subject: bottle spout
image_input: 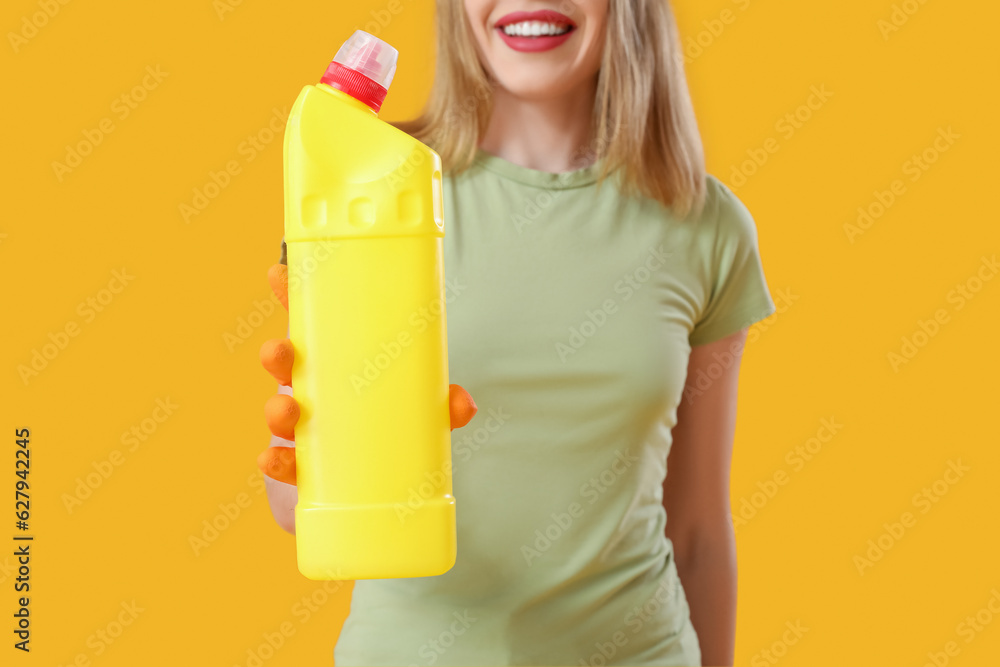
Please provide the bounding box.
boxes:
[320,30,399,113]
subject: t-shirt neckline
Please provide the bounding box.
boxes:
[472,147,606,189]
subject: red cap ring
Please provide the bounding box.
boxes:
[320,61,389,113]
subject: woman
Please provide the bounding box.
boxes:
[259,1,777,664]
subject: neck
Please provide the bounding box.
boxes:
[479,76,598,173]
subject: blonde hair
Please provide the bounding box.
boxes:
[392,0,707,219]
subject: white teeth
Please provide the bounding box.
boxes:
[501,21,570,37]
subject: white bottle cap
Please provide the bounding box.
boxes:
[333,30,398,91]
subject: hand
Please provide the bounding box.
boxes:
[257,263,478,485]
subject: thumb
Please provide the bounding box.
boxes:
[449,384,477,431]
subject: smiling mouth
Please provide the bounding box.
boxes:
[497,21,575,38]
[494,9,578,39]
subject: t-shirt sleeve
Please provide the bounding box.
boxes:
[279,237,287,266]
[688,180,777,347]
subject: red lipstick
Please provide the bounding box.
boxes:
[494,9,577,53]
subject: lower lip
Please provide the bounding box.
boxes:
[495,26,574,52]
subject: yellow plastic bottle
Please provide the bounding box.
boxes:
[282,30,454,581]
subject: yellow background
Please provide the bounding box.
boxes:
[3,0,998,665]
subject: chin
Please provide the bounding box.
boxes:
[488,62,589,101]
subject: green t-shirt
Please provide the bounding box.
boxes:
[280,149,776,666]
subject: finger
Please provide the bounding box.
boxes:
[257,446,296,485]
[265,394,299,440]
[260,339,293,386]
[449,384,477,431]
[268,263,288,311]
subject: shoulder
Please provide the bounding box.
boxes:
[702,174,761,249]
